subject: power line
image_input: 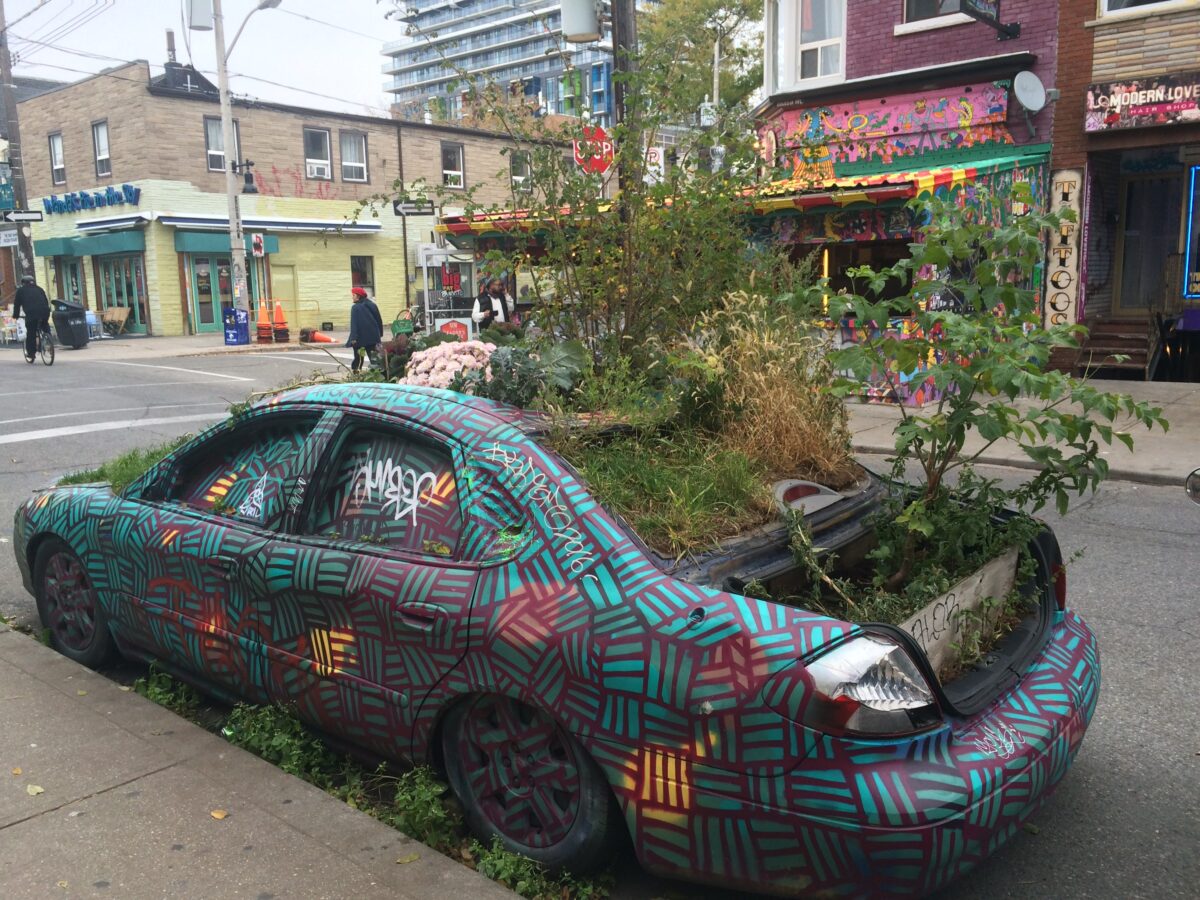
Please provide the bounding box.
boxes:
[0,0,66,37]
[17,0,114,63]
[276,7,388,44]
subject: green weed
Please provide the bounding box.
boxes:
[58,434,193,494]
[472,836,613,899]
[134,665,201,716]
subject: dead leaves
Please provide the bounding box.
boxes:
[11,767,21,776]
[209,809,228,820]
[26,784,44,796]
[394,853,420,865]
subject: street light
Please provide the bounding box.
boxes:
[189,0,282,314]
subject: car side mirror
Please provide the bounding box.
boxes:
[1188,468,1200,506]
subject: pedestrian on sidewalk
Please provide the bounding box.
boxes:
[471,277,512,332]
[11,274,51,362]
[347,286,383,372]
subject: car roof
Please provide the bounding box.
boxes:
[262,382,549,444]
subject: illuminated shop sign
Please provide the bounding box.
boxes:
[1185,166,1200,300]
[1086,72,1200,132]
[43,183,141,214]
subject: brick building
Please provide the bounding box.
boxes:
[757,1,1061,293]
[18,60,528,336]
[1050,0,1200,373]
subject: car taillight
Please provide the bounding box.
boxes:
[796,635,941,738]
[1052,563,1067,611]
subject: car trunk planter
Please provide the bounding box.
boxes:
[898,547,1020,679]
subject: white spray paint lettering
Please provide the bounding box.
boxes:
[488,443,598,578]
[354,458,438,525]
[237,474,270,519]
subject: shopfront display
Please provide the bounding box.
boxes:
[95,254,149,334]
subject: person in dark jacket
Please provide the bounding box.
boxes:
[346,286,383,372]
[12,275,51,361]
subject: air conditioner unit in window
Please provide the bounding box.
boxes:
[306,162,330,179]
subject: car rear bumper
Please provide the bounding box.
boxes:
[629,609,1099,897]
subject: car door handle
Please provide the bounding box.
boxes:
[395,603,447,634]
[207,555,242,581]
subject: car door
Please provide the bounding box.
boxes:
[258,414,478,763]
[113,409,327,703]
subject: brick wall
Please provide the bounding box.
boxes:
[845,0,1061,146]
[399,125,526,209]
[1051,0,1096,170]
[1092,6,1200,79]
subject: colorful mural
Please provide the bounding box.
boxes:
[15,384,1099,897]
[766,207,916,245]
[764,81,1015,179]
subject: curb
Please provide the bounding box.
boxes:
[852,442,1184,489]
[178,343,322,358]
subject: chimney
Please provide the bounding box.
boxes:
[166,29,177,64]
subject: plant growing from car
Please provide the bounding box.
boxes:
[825,186,1168,593]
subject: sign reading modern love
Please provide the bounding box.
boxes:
[1086,71,1200,132]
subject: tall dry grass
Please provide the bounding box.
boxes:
[705,293,858,489]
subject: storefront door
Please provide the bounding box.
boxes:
[55,257,86,306]
[96,254,148,333]
[1115,174,1185,313]
[189,255,260,333]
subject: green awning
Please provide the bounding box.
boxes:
[73,231,145,256]
[33,237,77,257]
[174,231,279,255]
[36,231,146,257]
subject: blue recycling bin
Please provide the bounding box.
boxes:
[222,306,250,345]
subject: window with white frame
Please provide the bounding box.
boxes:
[771,0,846,93]
[510,151,532,192]
[797,0,845,84]
[303,127,332,180]
[905,0,960,21]
[1102,0,1180,12]
[204,116,240,172]
[92,121,111,177]
[441,142,465,188]
[340,131,368,182]
[48,132,65,184]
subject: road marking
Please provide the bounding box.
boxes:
[249,353,345,366]
[276,350,354,361]
[0,413,225,446]
[0,403,228,427]
[17,381,231,397]
[86,361,254,382]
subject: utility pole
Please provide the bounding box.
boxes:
[712,31,720,109]
[610,0,639,197]
[211,0,250,313]
[0,0,35,282]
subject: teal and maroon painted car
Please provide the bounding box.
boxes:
[13,383,1099,897]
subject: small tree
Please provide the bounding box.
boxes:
[825,186,1168,590]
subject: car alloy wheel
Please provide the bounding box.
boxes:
[34,540,114,668]
[443,694,621,870]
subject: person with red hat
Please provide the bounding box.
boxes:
[347,286,384,372]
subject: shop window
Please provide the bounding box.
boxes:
[92,121,111,178]
[1186,167,1200,299]
[905,0,959,21]
[96,254,148,333]
[340,131,368,182]
[48,132,65,184]
[510,151,532,192]
[441,142,465,188]
[1102,0,1179,13]
[304,425,462,556]
[351,256,375,293]
[303,127,332,180]
[204,116,240,172]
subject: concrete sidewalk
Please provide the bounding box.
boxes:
[0,624,513,900]
[38,332,350,362]
[848,378,1200,487]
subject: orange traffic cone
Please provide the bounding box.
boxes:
[256,298,272,344]
[272,300,290,343]
[308,330,336,343]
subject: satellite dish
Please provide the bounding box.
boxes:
[1013,71,1047,114]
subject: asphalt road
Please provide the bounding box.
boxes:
[1,343,1197,899]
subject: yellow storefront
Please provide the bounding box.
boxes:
[31,179,414,336]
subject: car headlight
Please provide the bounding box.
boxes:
[799,635,941,738]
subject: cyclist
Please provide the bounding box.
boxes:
[12,274,50,362]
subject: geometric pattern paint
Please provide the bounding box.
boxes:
[12,383,1100,897]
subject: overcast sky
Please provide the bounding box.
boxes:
[8,0,403,116]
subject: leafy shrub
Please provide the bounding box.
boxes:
[400,340,496,390]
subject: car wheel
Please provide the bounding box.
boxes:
[34,539,115,668]
[442,694,620,871]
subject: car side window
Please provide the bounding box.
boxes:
[172,419,314,524]
[305,425,462,557]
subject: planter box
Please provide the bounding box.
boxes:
[898,548,1019,676]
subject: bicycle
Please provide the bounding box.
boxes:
[22,319,54,366]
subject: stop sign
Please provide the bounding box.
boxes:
[573,125,614,174]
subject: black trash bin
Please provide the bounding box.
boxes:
[51,299,89,349]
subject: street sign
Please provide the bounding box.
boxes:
[573,125,614,175]
[393,199,435,216]
[1,210,43,223]
[0,183,13,210]
[0,229,17,247]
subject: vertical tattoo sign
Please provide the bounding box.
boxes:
[1045,170,1084,328]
